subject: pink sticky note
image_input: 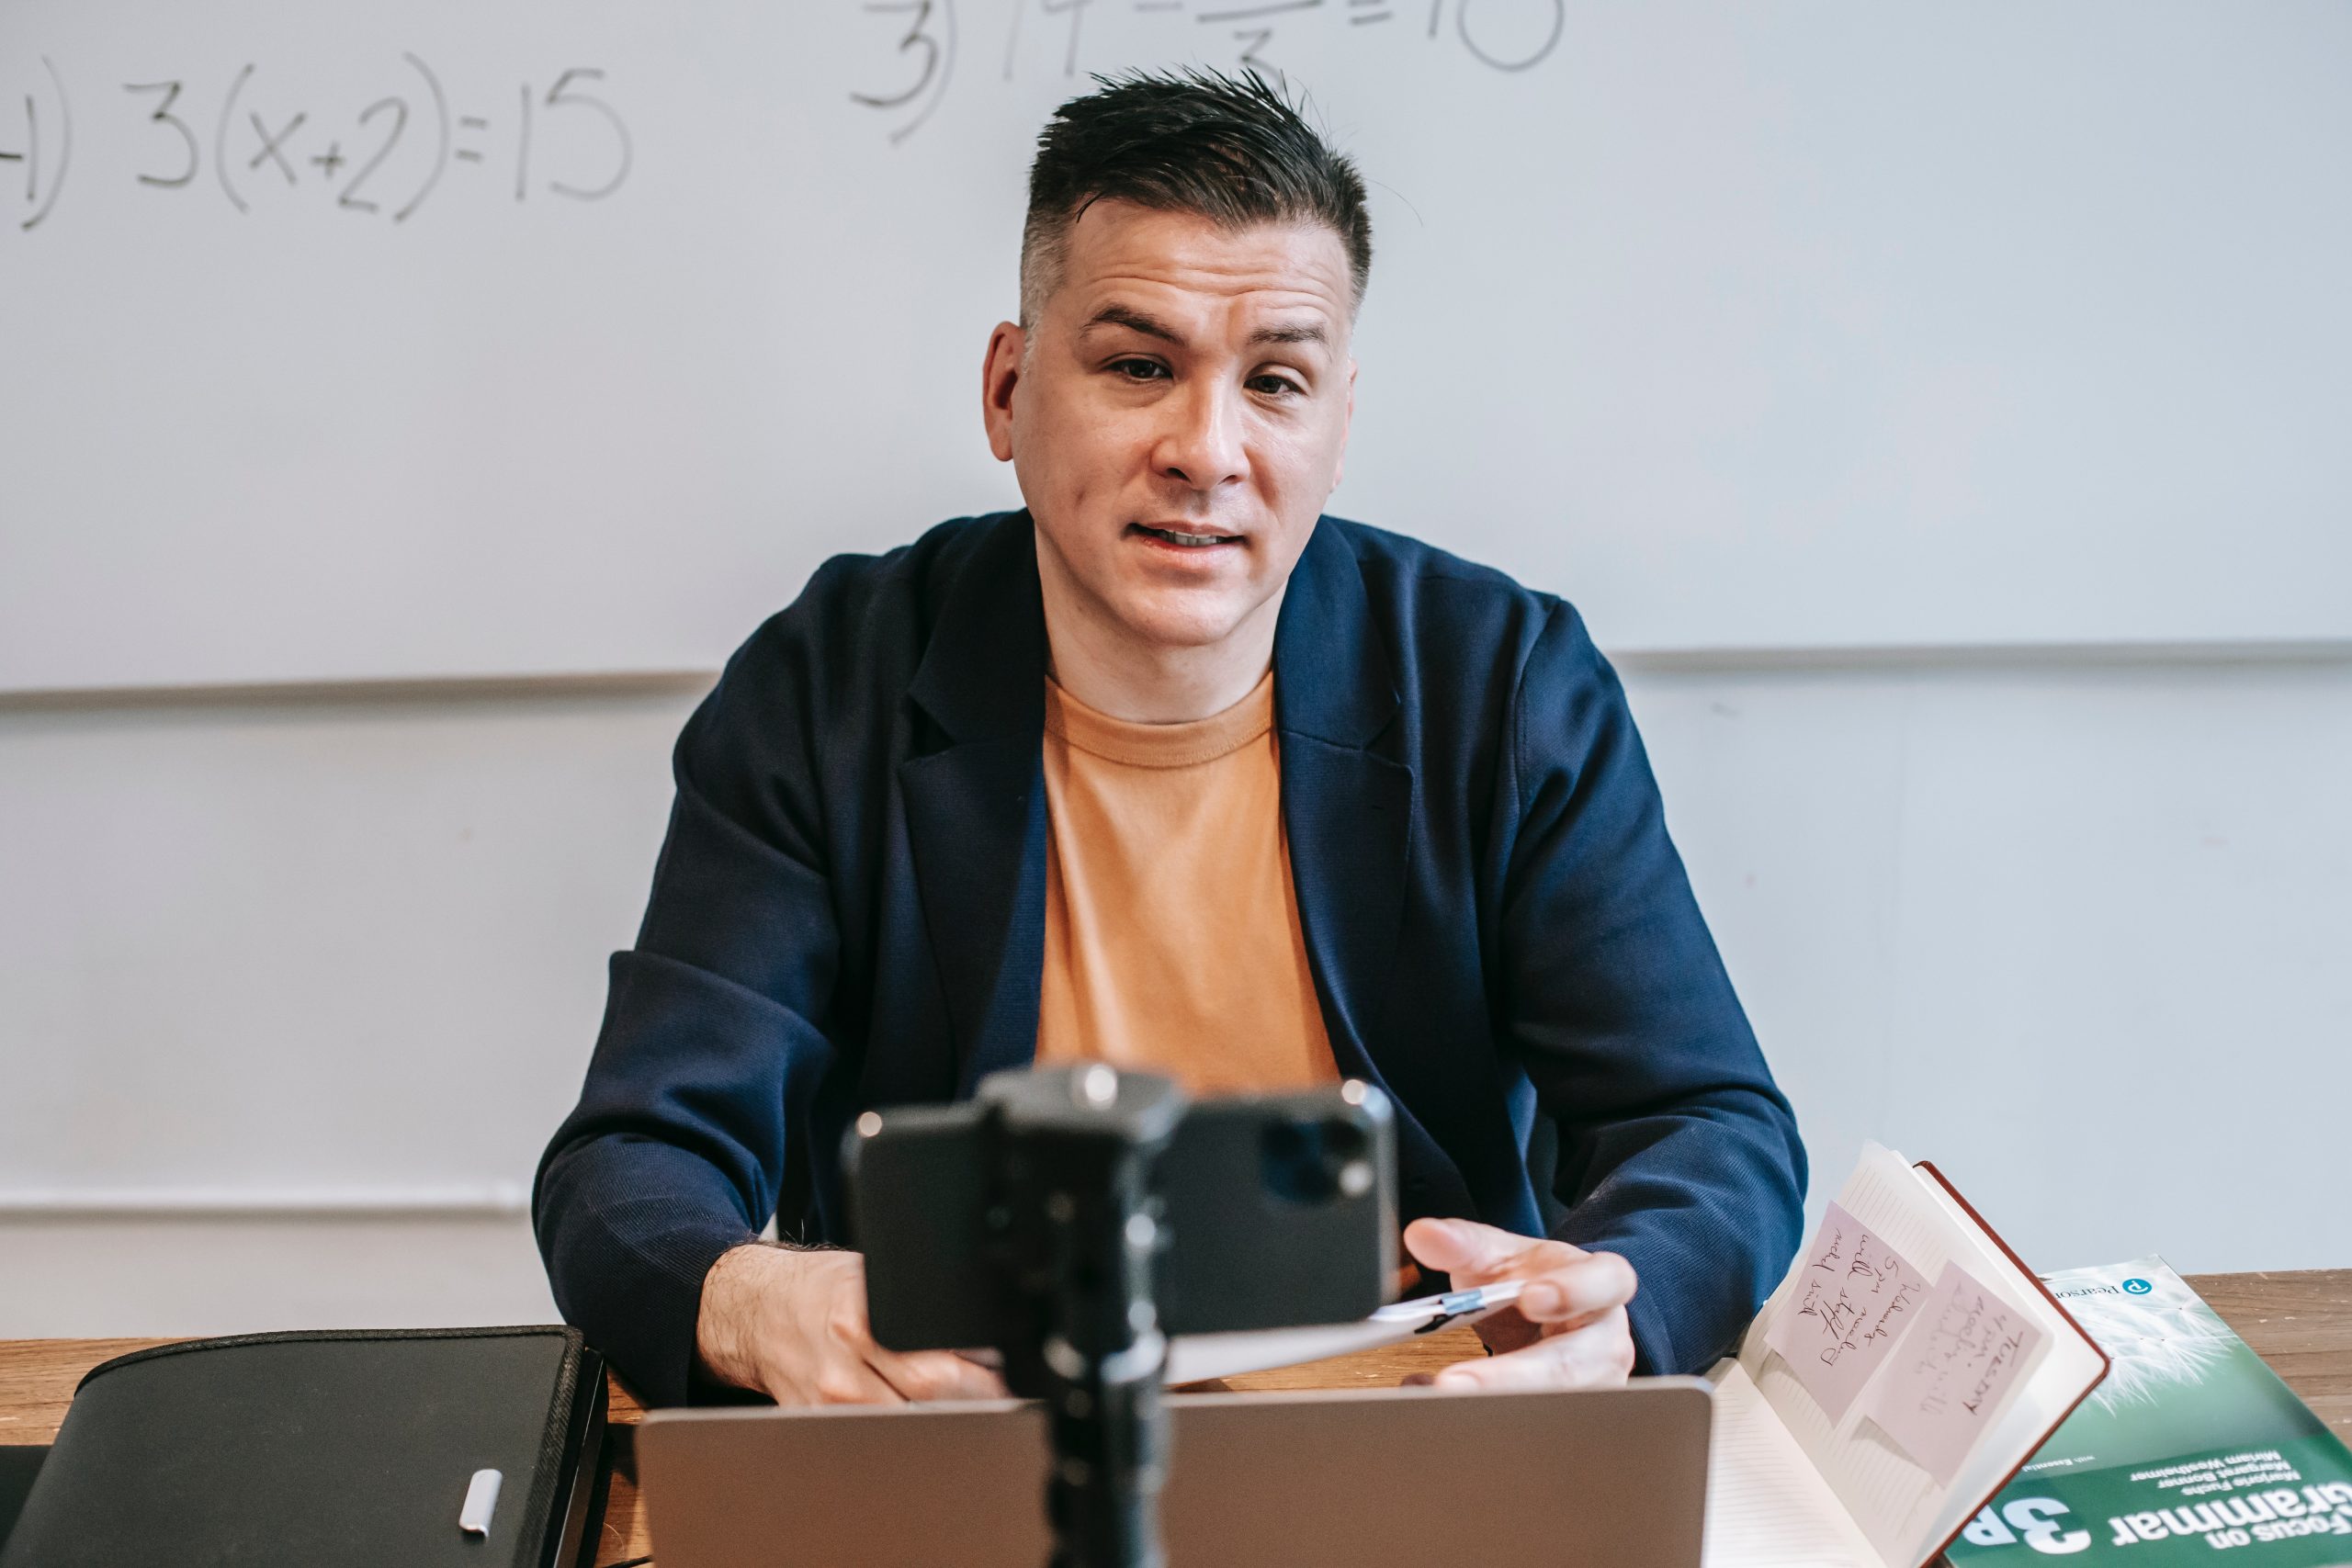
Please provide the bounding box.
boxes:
[1763,1201,1934,1418]
[1861,1260,2046,1484]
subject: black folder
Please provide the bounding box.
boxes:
[0,1325,605,1568]
[0,1448,45,1555]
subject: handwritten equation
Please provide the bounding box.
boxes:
[852,0,1566,143]
[0,54,631,232]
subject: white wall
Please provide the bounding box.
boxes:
[1628,649,2352,1276]
[0,681,687,1335]
[5,647,2345,1336]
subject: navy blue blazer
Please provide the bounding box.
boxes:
[535,511,1805,1405]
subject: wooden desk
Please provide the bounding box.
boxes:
[4,1270,2345,1568]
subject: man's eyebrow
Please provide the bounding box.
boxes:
[1081,304,1186,344]
[1079,305,1331,352]
[1250,321,1329,348]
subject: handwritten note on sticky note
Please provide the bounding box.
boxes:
[1763,1201,1932,1418]
[1861,1260,2045,1484]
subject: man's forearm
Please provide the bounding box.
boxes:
[533,1133,762,1407]
[1547,1086,1805,1374]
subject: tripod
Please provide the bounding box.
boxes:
[983,1065,1184,1568]
[850,1062,1397,1568]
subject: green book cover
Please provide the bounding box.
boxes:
[1946,1258,2351,1563]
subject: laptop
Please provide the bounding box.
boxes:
[637,1380,1714,1567]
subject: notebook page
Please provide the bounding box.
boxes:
[1906,1173,2109,1554]
[1737,1145,2054,1565]
[1702,1360,1885,1568]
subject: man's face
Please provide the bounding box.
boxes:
[982,201,1357,653]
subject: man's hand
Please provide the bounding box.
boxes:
[1402,1217,1639,1392]
[694,1242,1009,1405]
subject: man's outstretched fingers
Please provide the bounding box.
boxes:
[1402,1216,1554,1286]
[1434,1311,1635,1393]
[1517,1252,1638,1330]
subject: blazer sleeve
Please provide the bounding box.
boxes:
[532,612,844,1407]
[1498,601,1807,1375]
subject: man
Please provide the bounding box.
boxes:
[536,69,1804,1409]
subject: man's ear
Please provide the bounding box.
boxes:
[981,321,1024,463]
[1330,356,1359,492]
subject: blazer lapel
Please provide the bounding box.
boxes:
[1277,523,1486,1221]
[1275,527,1419,1094]
[899,514,1049,1095]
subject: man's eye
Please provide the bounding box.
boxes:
[1112,358,1169,381]
[1250,375,1304,398]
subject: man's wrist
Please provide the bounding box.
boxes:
[695,1241,792,1392]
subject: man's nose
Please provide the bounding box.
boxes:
[1151,378,1249,491]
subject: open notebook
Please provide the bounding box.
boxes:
[1705,1143,2109,1568]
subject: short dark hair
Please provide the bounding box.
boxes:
[1020,68,1374,325]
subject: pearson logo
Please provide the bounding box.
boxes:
[2052,1272,2165,1303]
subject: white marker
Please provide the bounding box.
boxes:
[458,1468,503,1537]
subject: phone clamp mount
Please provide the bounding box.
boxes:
[989,1064,1183,1568]
[848,1063,1397,1568]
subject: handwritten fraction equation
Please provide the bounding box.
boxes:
[852,0,1565,142]
[0,54,631,232]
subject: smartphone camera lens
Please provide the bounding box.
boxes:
[1261,1116,1373,1204]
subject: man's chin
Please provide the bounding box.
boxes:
[1105,591,1264,655]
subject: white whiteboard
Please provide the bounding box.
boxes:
[4,0,2349,691]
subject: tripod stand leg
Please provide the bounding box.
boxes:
[989,1067,1184,1568]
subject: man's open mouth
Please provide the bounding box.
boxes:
[1130,524,1242,548]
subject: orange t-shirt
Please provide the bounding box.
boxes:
[1034,671,1339,1095]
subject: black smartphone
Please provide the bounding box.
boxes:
[846,1076,1397,1352]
